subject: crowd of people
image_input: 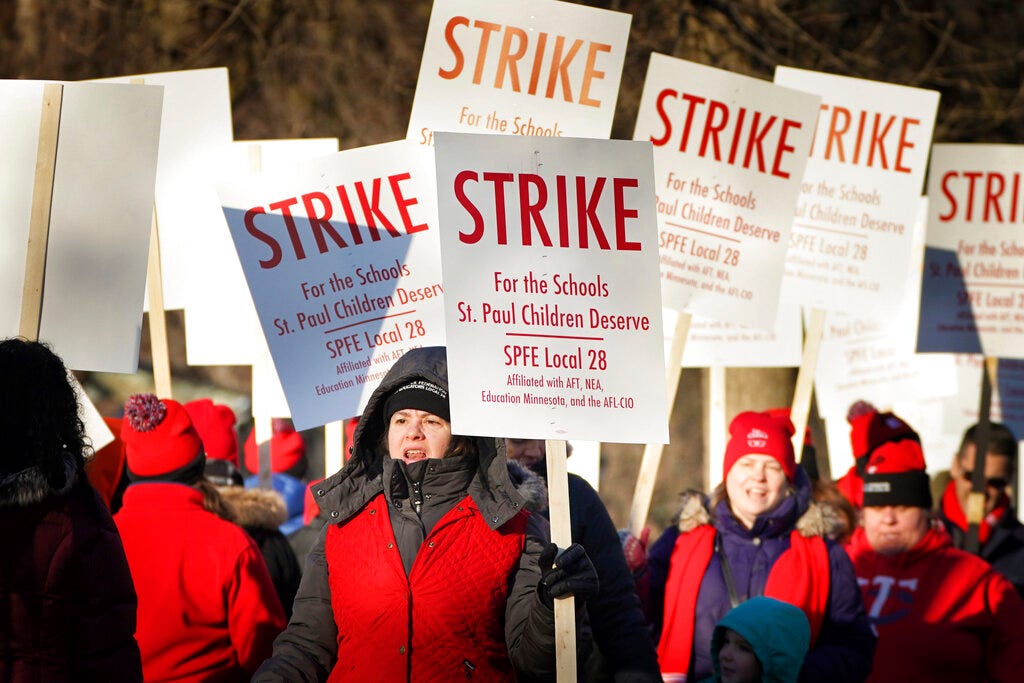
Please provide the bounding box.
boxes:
[4,337,1024,682]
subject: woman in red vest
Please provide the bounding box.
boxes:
[253,346,598,681]
[845,423,1024,682]
[657,411,874,682]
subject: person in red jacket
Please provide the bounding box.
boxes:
[114,393,286,682]
[845,420,1024,682]
[835,401,919,510]
[253,346,599,681]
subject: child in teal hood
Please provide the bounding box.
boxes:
[706,597,811,683]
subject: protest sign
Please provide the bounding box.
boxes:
[679,308,802,368]
[635,55,820,329]
[408,0,630,145]
[186,138,341,366]
[918,144,1024,358]
[96,68,233,312]
[218,141,445,430]
[0,80,162,372]
[434,132,667,444]
[773,67,939,318]
[815,200,956,415]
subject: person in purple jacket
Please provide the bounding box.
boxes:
[655,411,875,682]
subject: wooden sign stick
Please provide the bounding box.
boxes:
[628,312,692,537]
[18,83,64,341]
[130,77,173,398]
[965,356,998,554]
[790,308,826,455]
[544,438,576,683]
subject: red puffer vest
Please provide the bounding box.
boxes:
[325,492,528,681]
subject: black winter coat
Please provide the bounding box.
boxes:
[0,453,142,681]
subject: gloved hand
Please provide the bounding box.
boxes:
[538,542,600,606]
[618,527,650,578]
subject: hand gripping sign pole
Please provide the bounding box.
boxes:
[18,83,63,342]
[130,77,173,399]
[544,439,576,682]
[965,356,999,554]
[628,312,691,537]
[790,308,827,456]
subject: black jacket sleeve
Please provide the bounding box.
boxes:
[570,475,661,681]
[252,525,337,682]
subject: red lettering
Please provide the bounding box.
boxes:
[388,172,428,235]
[576,176,611,250]
[772,119,801,179]
[866,114,895,170]
[613,178,640,251]
[824,106,851,163]
[742,112,777,174]
[302,191,348,254]
[245,207,282,270]
[698,100,729,161]
[495,26,528,90]
[438,16,469,80]
[483,172,514,245]
[579,42,610,108]
[985,173,1005,222]
[938,171,958,222]
[454,170,484,244]
[963,171,983,221]
[355,178,401,241]
[650,88,677,147]
[518,173,553,246]
[545,35,583,102]
[267,197,305,261]
[471,20,502,85]
[894,118,918,174]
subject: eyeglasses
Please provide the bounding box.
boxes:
[961,471,1009,490]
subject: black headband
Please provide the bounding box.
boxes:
[384,380,450,423]
[862,470,932,508]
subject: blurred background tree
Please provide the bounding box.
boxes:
[3,0,1021,530]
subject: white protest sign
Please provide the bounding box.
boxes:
[678,308,802,368]
[408,0,630,145]
[774,67,938,317]
[95,68,234,311]
[815,199,956,414]
[219,140,445,430]
[917,144,1024,358]
[0,80,162,372]
[186,138,341,366]
[434,133,667,443]
[634,55,819,329]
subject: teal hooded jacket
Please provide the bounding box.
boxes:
[707,597,811,683]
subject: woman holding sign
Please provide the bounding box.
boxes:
[657,411,875,682]
[253,346,598,681]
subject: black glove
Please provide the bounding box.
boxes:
[538,542,600,606]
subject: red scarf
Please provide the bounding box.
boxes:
[940,480,1008,546]
[657,525,830,677]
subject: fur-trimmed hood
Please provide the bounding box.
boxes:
[313,347,526,529]
[0,451,77,508]
[505,459,548,513]
[675,482,845,540]
[218,485,288,530]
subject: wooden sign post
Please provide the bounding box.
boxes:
[18,83,63,342]
[965,356,999,554]
[629,312,690,537]
[544,439,576,680]
[130,76,173,399]
[790,308,826,455]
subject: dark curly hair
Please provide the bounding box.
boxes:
[0,338,86,485]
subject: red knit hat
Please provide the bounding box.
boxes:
[724,411,797,481]
[121,394,205,483]
[862,438,932,508]
[847,401,918,461]
[184,398,239,466]
[243,420,307,477]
